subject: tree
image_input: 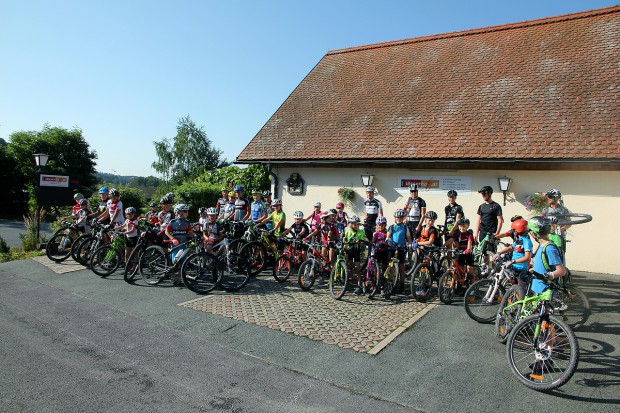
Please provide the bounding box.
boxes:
[152,115,228,186]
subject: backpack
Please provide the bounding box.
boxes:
[540,242,564,272]
[432,227,442,247]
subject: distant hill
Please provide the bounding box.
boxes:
[96,172,163,199]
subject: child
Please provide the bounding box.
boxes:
[528,216,566,293]
[387,209,413,294]
[281,211,309,240]
[75,198,92,235]
[335,202,349,236]
[203,207,224,252]
[197,207,208,227]
[165,204,192,284]
[305,201,323,235]
[158,197,174,227]
[71,193,85,218]
[495,219,532,292]
[416,211,439,247]
[147,202,159,225]
[372,215,390,277]
[118,207,139,266]
[343,215,367,295]
[547,216,564,250]
[306,211,338,269]
[250,189,268,222]
[452,218,475,281]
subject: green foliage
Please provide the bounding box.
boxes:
[0,249,44,263]
[204,164,270,193]
[86,185,145,218]
[0,235,9,254]
[337,187,356,207]
[0,143,23,216]
[173,180,222,222]
[152,115,229,186]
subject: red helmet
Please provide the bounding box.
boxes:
[336,202,345,209]
[511,219,528,234]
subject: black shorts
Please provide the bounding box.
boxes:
[389,248,406,263]
[346,247,362,262]
[407,220,420,237]
[457,253,473,266]
[126,236,138,248]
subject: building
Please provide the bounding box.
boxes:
[237,6,620,274]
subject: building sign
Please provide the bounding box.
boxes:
[397,175,472,195]
[40,174,69,188]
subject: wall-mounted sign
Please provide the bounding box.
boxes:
[396,175,472,195]
[286,173,304,195]
[40,174,69,188]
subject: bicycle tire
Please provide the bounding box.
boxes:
[181,251,221,294]
[554,212,592,227]
[45,232,75,262]
[382,264,397,299]
[272,255,292,283]
[405,249,419,277]
[298,259,316,291]
[123,244,145,283]
[495,285,525,344]
[75,237,99,266]
[553,285,590,329]
[438,257,450,283]
[507,315,579,391]
[438,270,456,304]
[411,263,432,302]
[464,278,506,323]
[239,241,268,276]
[228,238,247,254]
[89,244,121,277]
[219,253,251,291]
[367,258,380,299]
[329,260,348,300]
[139,245,167,285]
[70,233,92,263]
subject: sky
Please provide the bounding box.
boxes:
[1,0,617,177]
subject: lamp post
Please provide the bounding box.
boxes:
[361,174,375,187]
[498,176,512,207]
[33,153,49,245]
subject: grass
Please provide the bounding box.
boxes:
[0,249,45,263]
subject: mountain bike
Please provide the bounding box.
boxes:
[239,227,280,276]
[124,222,164,284]
[328,242,351,300]
[464,256,515,323]
[411,246,450,302]
[89,229,126,277]
[373,246,403,299]
[473,233,497,278]
[138,236,201,286]
[70,220,103,263]
[74,223,111,266]
[45,222,83,262]
[272,237,305,283]
[506,274,579,391]
[297,242,332,291]
[437,249,480,304]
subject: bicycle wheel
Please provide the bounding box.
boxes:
[329,260,348,300]
[123,245,144,284]
[438,257,450,282]
[239,241,268,276]
[70,233,91,263]
[507,315,579,391]
[298,259,316,291]
[89,244,121,277]
[219,253,251,291]
[75,237,98,266]
[464,278,505,323]
[139,245,167,285]
[495,285,524,344]
[272,255,292,283]
[228,238,247,254]
[405,249,419,277]
[45,232,75,262]
[411,263,432,302]
[553,285,590,329]
[382,264,397,299]
[438,270,456,304]
[367,258,380,299]
[181,251,221,294]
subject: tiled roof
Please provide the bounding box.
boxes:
[237,6,620,164]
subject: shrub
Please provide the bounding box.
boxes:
[0,235,9,254]
[174,180,221,222]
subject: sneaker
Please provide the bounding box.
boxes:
[354,286,363,295]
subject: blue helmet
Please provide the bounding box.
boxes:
[98,186,109,194]
[234,184,244,192]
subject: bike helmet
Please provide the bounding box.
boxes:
[510,219,528,234]
[109,188,120,197]
[98,186,109,194]
[349,215,361,223]
[166,192,175,198]
[262,190,272,197]
[149,202,158,208]
[329,208,337,215]
[447,190,457,198]
[510,214,524,222]
[313,201,321,207]
[206,207,218,215]
[293,211,304,219]
[125,207,137,215]
[546,188,562,199]
[457,217,470,226]
[425,211,438,220]
[336,202,345,209]
[366,186,375,193]
[78,198,89,206]
[376,216,388,225]
[271,198,282,206]
[73,192,84,200]
[394,209,407,218]
[234,184,244,192]
[409,184,419,191]
[547,215,559,224]
[160,197,172,205]
[252,189,261,195]
[174,204,190,214]
[198,207,208,214]
[478,186,493,195]
[527,216,551,236]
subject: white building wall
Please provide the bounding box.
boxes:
[274,166,619,275]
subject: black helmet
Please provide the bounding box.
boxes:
[510,214,523,222]
[546,188,562,199]
[478,186,493,195]
[425,211,438,220]
[160,197,172,205]
[447,190,457,198]
[457,217,470,225]
[149,202,157,208]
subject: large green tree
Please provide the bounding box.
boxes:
[152,115,228,186]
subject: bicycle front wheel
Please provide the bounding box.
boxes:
[367,258,380,299]
[89,244,121,277]
[507,315,579,391]
[495,285,524,344]
[438,270,456,304]
[273,255,292,283]
[329,260,348,300]
[139,245,168,285]
[298,259,316,291]
[239,241,268,276]
[76,237,99,266]
[46,232,75,262]
[70,233,91,263]
[411,263,431,302]
[553,285,590,329]
[219,253,251,291]
[181,252,221,294]
[124,244,144,284]
[464,278,505,323]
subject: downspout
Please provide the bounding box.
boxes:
[267,161,279,197]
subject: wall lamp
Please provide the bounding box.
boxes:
[498,176,512,206]
[33,153,49,171]
[361,174,375,187]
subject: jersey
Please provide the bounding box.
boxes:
[268,210,286,236]
[287,222,309,239]
[372,229,389,252]
[251,200,268,221]
[106,199,125,225]
[223,201,235,219]
[477,201,502,233]
[388,223,410,247]
[335,211,349,233]
[158,210,174,226]
[216,197,229,212]
[405,196,426,221]
[418,225,440,246]
[364,198,383,216]
[234,197,250,221]
[511,235,533,271]
[541,204,570,236]
[203,220,224,242]
[344,228,366,243]
[167,218,192,244]
[444,203,464,231]
[531,242,563,294]
[123,218,139,238]
[308,210,322,231]
[319,222,337,245]
[454,229,474,251]
[147,211,159,225]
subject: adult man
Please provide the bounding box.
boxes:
[474,185,503,252]
[216,188,230,219]
[363,186,383,242]
[250,189,268,222]
[443,190,464,247]
[541,188,571,252]
[404,184,426,237]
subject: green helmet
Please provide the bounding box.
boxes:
[527,216,551,236]
[73,192,84,199]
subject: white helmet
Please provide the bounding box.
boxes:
[366,186,375,193]
[313,201,321,207]
[206,207,218,215]
[293,211,304,219]
[174,204,189,214]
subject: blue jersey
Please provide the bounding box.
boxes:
[531,242,563,294]
[511,235,532,271]
[251,200,267,221]
[388,223,410,247]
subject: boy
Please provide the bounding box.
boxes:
[250,189,269,222]
[416,211,440,248]
[257,199,287,253]
[343,215,367,295]
[158,197,174,227]
[197,207,208,227]
[494,218,532,292]
[117,207,139,267]
[146,202,159,225]
[452,218,474,280]
[203,207,224,252]
[306,211,338,269]
[281,211,309,240]
[443,190,463,247]
[387,209,413,294]
[98,188,124,226]
[527,216,566,293]
[74,198,92,235]
[165,204,192,284]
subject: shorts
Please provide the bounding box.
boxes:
[346,247,362,262]
[126,236,139,248]
[457,253,473,266]
[407,220,420,237]
[389,248,406,264]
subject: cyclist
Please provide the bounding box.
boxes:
[334,202,349,235]
[305,201,322,234]
[229,184,250,221]
[372,215,390,276]
[146,202,159,225]
[203,207,224,252]
[165,192,175,204]
[306,211,338,269]
[387,209,413,294]
[417,211,440,247]
[165,203,192,284]
[250,189,269,222]
[404,184,426,238]
[443,190,463,247]
[71,193,85,216]
[197,207,208,227]
[74,198,91,235]
[541,188,571,253]
[216,188,230,218]
[281,211,309,240]
[527,216,566,293]
[223,191,236,221]
[547,216,564,250]
[89,187,110,220]
[341,215,366,295]
[363,187,383,242]
[98,188,124,226]
[262,190,273,209]
[497,215,524,243]
[452,217,475,280]
[117,206,139,267]
[474,185,503,253]
[494,218,532,292]
[158,197,174,227]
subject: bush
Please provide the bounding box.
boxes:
[0,235,9,254]
[87,185,146,218]
[173,180,222,222]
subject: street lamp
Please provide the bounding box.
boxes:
[498,176,512,206]
[361,174,375,187]
[32,153,49,246]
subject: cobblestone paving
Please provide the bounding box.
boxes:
[32,255,84,274]
[179,276,435,353]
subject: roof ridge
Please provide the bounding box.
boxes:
[326,4,620,56]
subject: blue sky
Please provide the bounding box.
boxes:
[1,0,617,176]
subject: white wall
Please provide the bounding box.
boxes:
[274,166,619,275]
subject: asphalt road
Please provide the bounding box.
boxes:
[0,259,618,412]
[0,219,53,248]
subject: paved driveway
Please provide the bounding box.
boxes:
[0,219,53,248]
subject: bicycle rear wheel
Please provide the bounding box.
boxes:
[219,253,251,291]
[507,315,579,391]
[181,251,221,294]
[464,278,505,323]
[382,264,397,299]
[75,237,99,266]
[495,285,524,344]
[239,241,267,276]
[124,244,144,283]
[298,259,316,291]
[139,245,167,285]
[46,232,75,262]
[329,260,348,300]
[90,244,121,277]
[272,255,292,283]
[411,263,431,302]
[367,258,380,299]
[553,285,590,329]
[438,270,456,304]
[70,233,91,263]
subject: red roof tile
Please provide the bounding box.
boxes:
[237,6,620,164]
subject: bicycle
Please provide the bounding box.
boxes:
[239,227,280,276]
[328,241,352,300]
[411,245,450,302]
[70,219,103,264]
[437,249,480,304]
[89,229,126,277]
[472,233,497,278]
[373,245,403,299]
[124,221,164,284]
[463,256,515,323]
[138,235,202,286]
[74,222,112,266]
[297,242,332,291]
[272,237,305,283]
[45,222,84,262]
[505,274,579,391]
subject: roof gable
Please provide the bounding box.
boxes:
[238,6,620,164]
